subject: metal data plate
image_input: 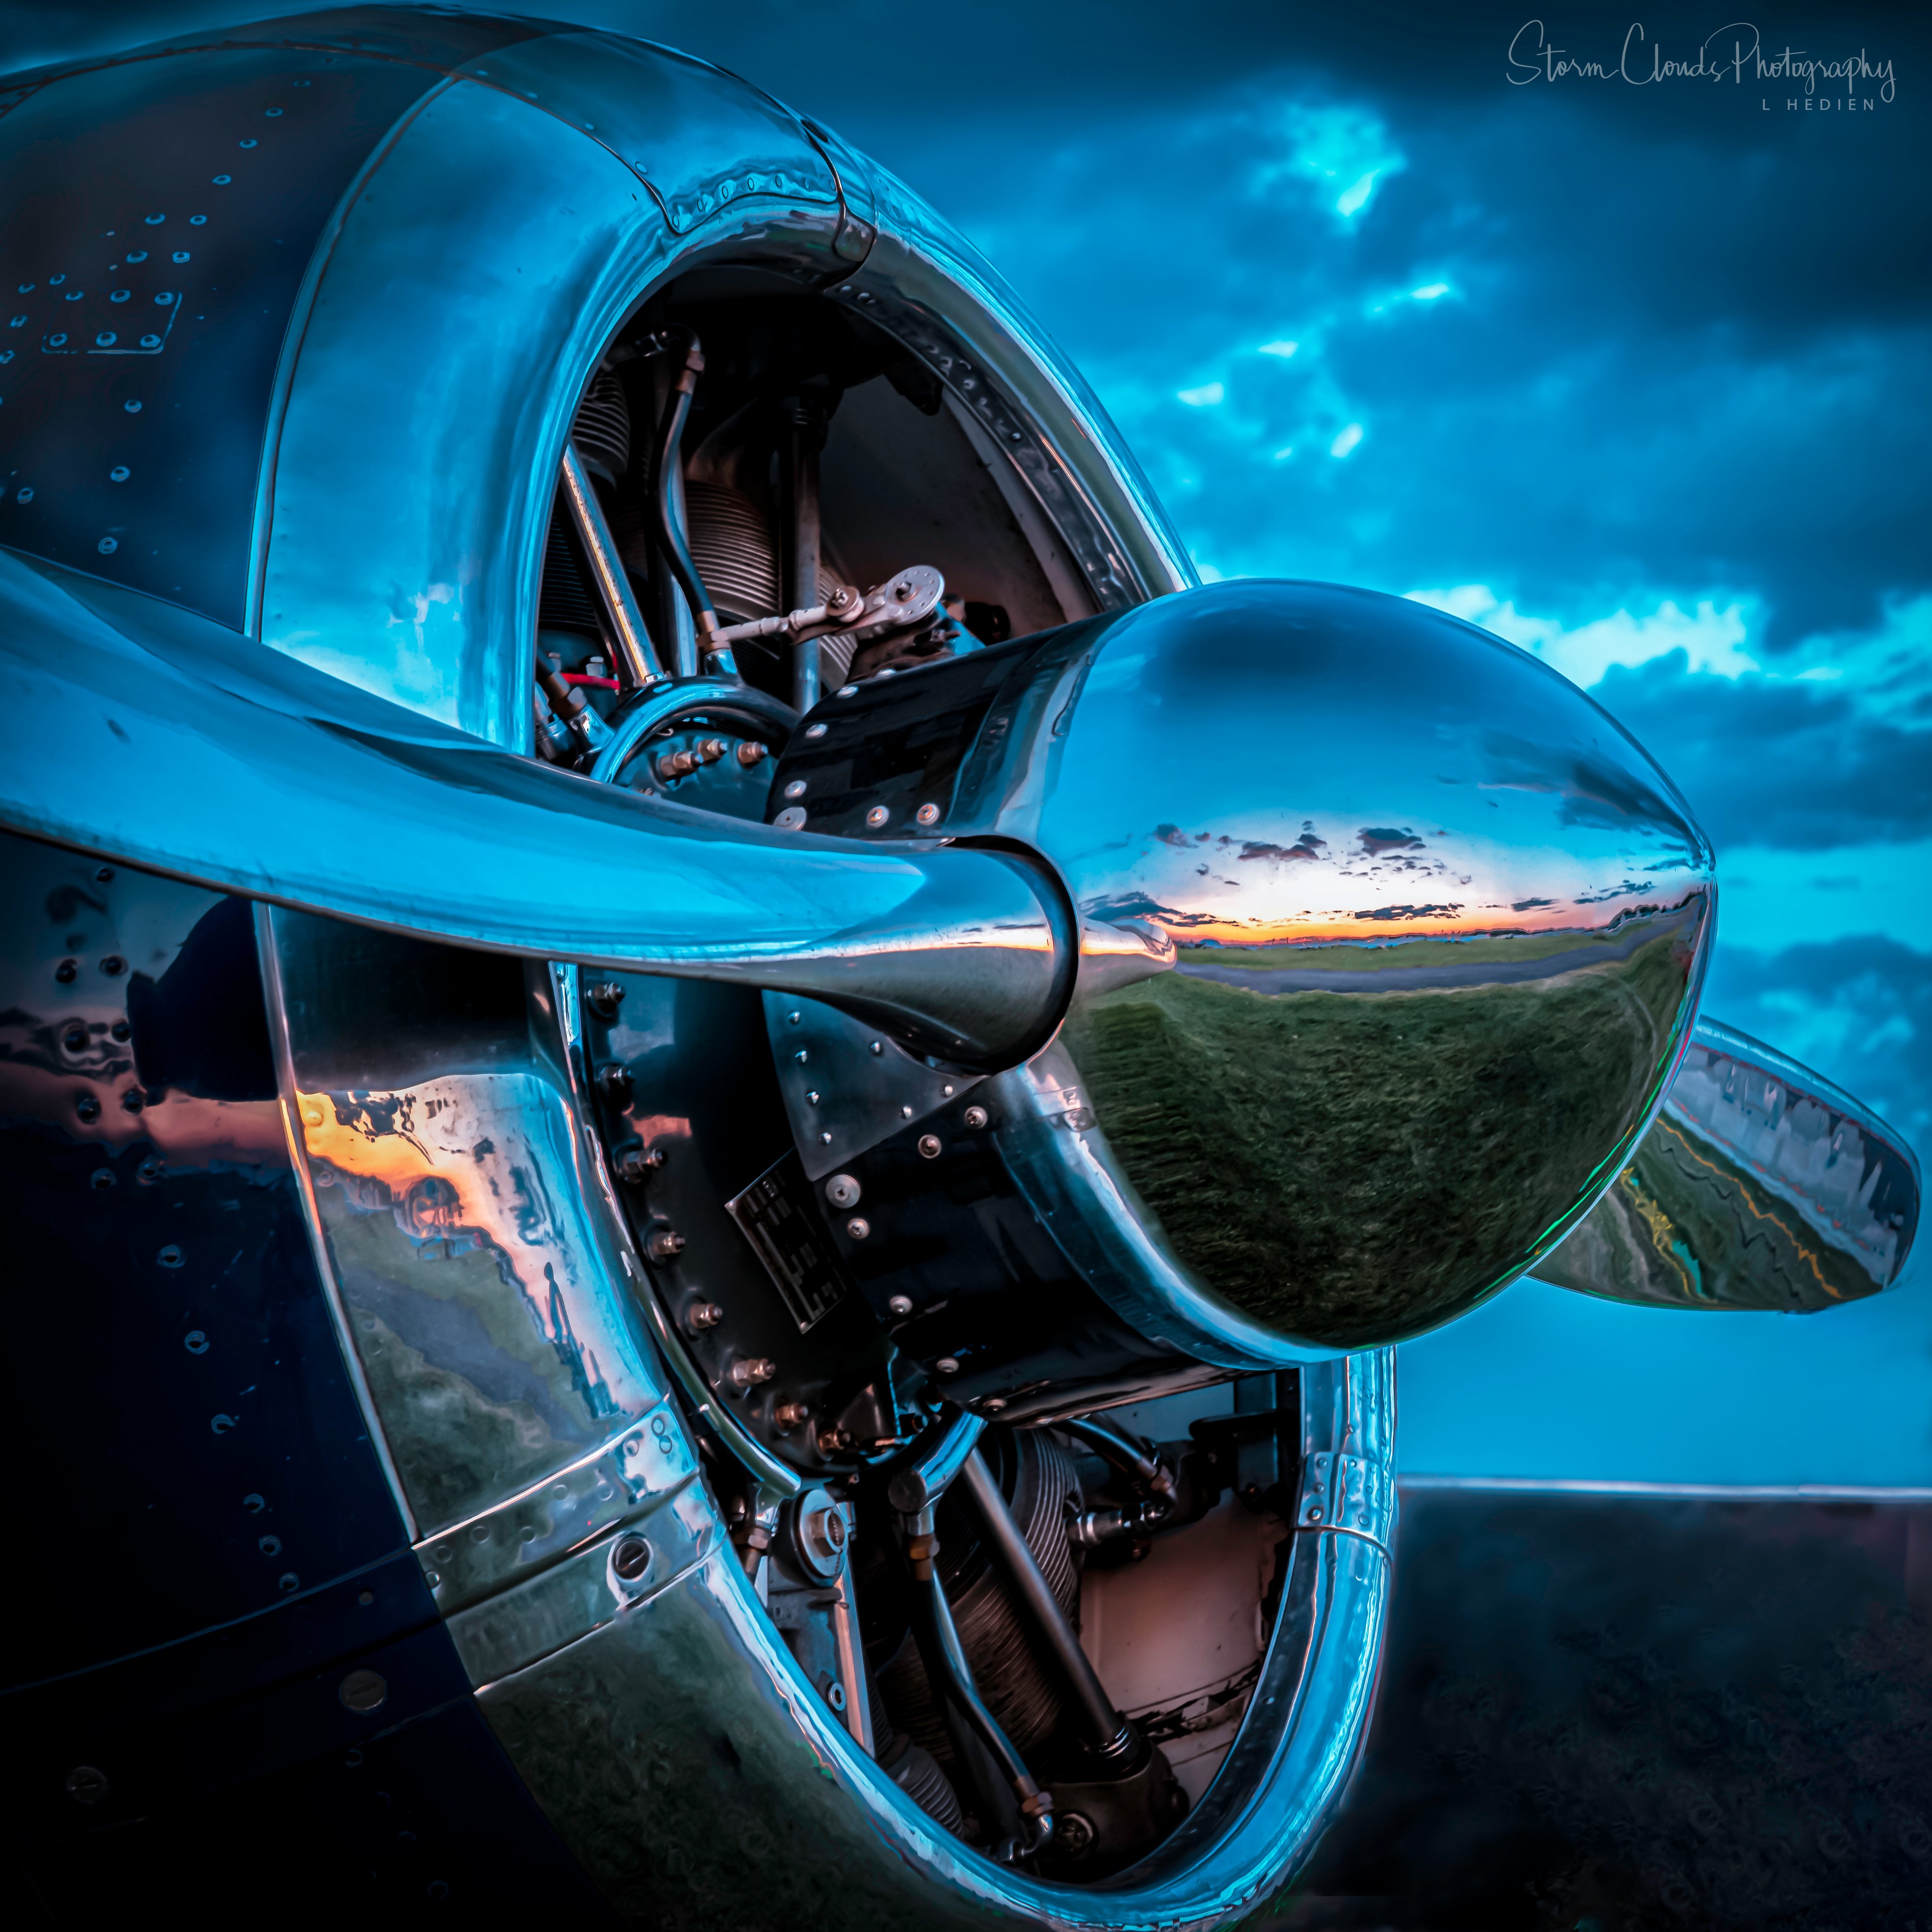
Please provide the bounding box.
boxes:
[764,989,983,1181]
[725,1148,856,1333]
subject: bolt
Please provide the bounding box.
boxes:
[915,803,940,825]
[614,1144,658,1185]
[612,1533,652,1580]
[917,1134,942,1159]
[894,581,913,600]
[647,1226,685,1261]
[585,979,626,1019]
[736,740,769,767]
[963,1105,989,1131]
[1055,1812,1097,1858]
[887,1294,913,1316]
[688,1301,725,1331]
[658,749,698,780]
[698,737,728,762]
[730,1357,776,1388]
[824,1173,861,1209]
[865,805,891,828]
[774,1401,810,1432]
[596,1063,634,1108]
[846,1216,871,1241]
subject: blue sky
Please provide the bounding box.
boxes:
[17,0,1930,1479]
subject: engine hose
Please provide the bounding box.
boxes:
[904,1508,1054,1862]
[1063,1416,1178,1506]
[649,327,722,647]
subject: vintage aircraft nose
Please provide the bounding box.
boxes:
[991,579,1719,1349]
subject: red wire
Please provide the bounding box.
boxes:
[559,673,621,690]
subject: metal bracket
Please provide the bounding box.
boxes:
[765,990,983,1181]
[1295,1449,1394,1548]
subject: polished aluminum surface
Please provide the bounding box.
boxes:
[1541,1013,1922,1311]
[0,550,1070,1072]
[937,582,1715,1355]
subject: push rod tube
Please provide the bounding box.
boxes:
[649,326,722,653]
[781,396,824,715]
[904,1505,1054,1861]
[558,439,665,688]
[958,1446,1138,1765]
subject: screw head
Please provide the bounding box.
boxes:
[915,802,940,825]
[824,1173,861,1209]
[774,804,808,829]
[338,1669,388,1714]
[783,778,807,800]
[803,723,827,741]
[65,1765,111,1807]
[55,959,77,983]
[917,1134,942,1159]
[963,1105,990,1131]
[865,805,891,828]
[846,1216,870,1241]
[934,1356,960,1374]
[612,1533,652,1581]
[887,1294,913,1316]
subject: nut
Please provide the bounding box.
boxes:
[585,979,626,1019]
[687,1300,724,1332]
[647,1226,685,1261]
[730,1357,776,1388]
[773,1401,810,1432]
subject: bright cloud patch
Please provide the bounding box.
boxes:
[1177,381,1225,407]
[1254,102,1407,223]
[1405,584,1758,685]
[1330,421,1364,458]
[1258,338,1300,358]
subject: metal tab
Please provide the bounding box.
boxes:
[765,990,982,1181]
[416,1404,700,1616]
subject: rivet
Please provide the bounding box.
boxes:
[55,959,77,983]
[915,803,940,825]
[100,955,125,976]
[90,1167,116,1190]
[869,1041,883,1056]
[836,684,857,698]
[865,805,890,828]
[819,1130,833,1145]
[805,1089,821,1104]
[787,1011,803,1024]
[75,1095,101,1124]
[899,1104,914,1119]
[887,1294,913,1316]
[935,1356,960,1374]
[183,1329,208,1353]
[803,722,827,740]
[65,1766,110,1807]
[783,780,807,799]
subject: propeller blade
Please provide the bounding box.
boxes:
[1537,1014,1921,1311]
[0,549,1072,1072]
